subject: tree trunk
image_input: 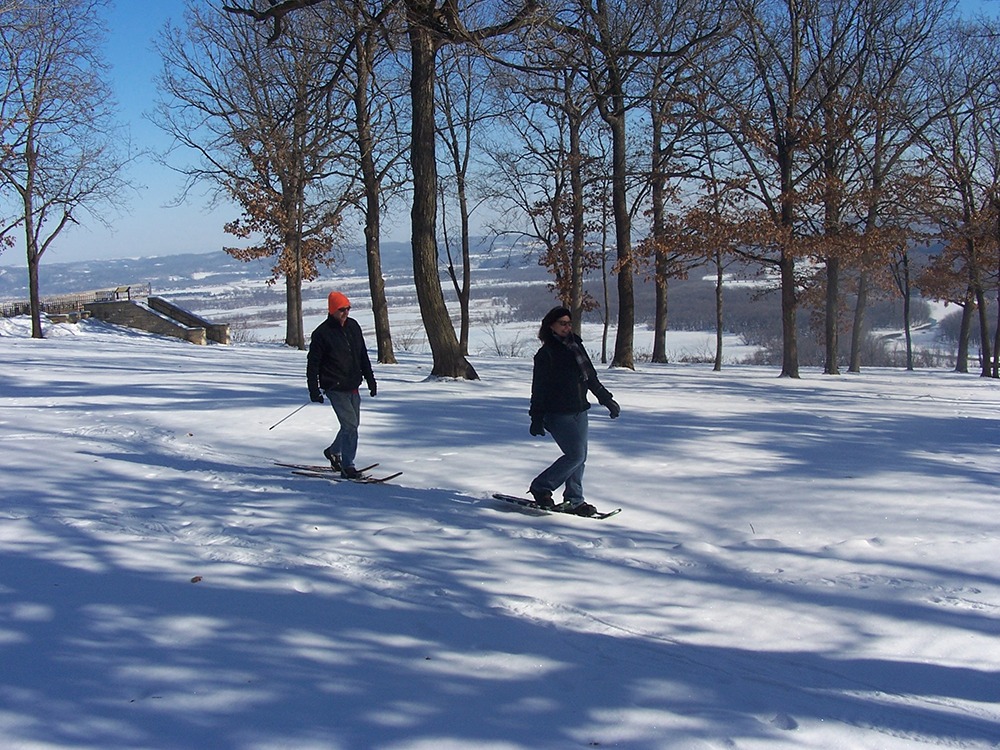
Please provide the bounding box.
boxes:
[284,269,304,350]
[27,250,43,340]
[650,105,667,364]
[407,14,477,379]
[902,290,913,371]
[849,269,868,373]
[895,250,914,371]
[824,256,840,375]
[779,253,799,378]
[652,265,668,364]
[714,251,724,372]
[993,302,1000,379]
[993,195,1000,378]
[457,186,472,355]
[974,284,991,378]
[441,167,472,355]
[965,238,992,377]
[23,142,44,339]
[364,214,395,364]
[354,36,396,364]
[436,59,473,356]
[600,219,611,363]
[778,142,800,378]
[955,287,973,373]
[569,108,586,330]
[607,100,634,370]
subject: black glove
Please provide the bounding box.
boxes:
[310,391,324,404]
[366,377,377,397]
[604,398,620,419]
[530,416,546,436]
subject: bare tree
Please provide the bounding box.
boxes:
[640,51,707,364]
[0,0,134,339]
[226,0,541,379]
[919,19,1000,377]
[155,2,359,349]
[845,0,953,373]
[805,1,883,376]
[333,0,409,364]
[547,0,719,370]
[697,0,871,377]
[402,0,544,379]
[482,47,606,333]
[667,101,746,371]
[481,1,719,357]
[436,44,491,355]
[540,0,705,368]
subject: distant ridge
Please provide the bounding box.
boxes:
[0,243,402,301]
[0,238,522,301]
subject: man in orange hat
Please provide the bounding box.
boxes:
[306,291,377,478]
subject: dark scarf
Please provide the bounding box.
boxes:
[556,333,590,381]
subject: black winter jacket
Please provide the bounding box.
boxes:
[529,334,613,417]
[306,316,374,396]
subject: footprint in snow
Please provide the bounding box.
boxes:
[769,712,799,730]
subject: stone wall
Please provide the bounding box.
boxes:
[84,301,209,345]
[148,297,230,345]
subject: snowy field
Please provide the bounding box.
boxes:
[2,315,1000,749]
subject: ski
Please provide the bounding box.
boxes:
[291,468,402,484]
[492,493,621,519]
[276,461,400,484]
[275,461,378,474]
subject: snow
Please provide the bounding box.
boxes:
[2,314,1000,749]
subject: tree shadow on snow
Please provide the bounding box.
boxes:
[2,472,999,749]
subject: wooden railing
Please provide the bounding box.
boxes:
[0,284,151,317]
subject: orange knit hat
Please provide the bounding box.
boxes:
[328,291,351,314]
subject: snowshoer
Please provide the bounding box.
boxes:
[527,306,620,516]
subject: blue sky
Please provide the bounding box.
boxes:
[1,1,234,267]
[1,0,997,267]
[56,1,233,265]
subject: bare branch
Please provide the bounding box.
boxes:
[222,0,329,43]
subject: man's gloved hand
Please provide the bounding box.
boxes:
[605,399,620,419]
[530,416,546,436]
[310,391,324,404]
[366,377,377,397]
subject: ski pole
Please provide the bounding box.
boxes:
[268,402,311,430]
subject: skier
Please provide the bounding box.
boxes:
[307,291,377,479]
[528,306,620,516]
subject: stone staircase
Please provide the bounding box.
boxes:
[2,285,229,345]
[84,296,230,345]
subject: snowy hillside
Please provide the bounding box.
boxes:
[2,315,999,749]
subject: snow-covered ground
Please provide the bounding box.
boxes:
[2,315,999,749]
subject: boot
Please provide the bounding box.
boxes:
[323,448,342,471]
[529,488,555,509]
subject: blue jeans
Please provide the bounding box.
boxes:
[530,411,589,505]
[325,390,361,468]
